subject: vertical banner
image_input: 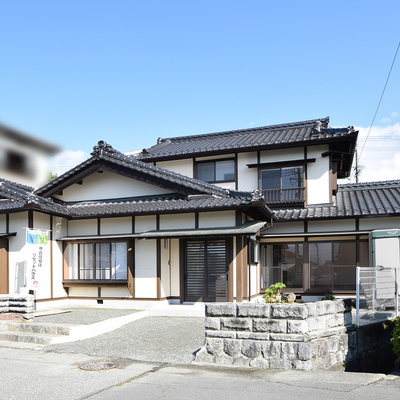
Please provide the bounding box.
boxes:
[26,228,49,289]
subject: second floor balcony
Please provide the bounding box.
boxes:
[261,187,306,204]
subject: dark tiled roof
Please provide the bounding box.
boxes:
[32,142,272,219]
[136,117,357,161]
[274,180,400,220]
[65,193,265,218]
[0,179,69,215]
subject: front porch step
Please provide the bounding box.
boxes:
[6,322,71,336]
[0,321,73,345]
[0,331,56,345]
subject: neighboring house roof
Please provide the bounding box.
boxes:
[0,122,60,154]
[32,141,272,220]
[273,180,400,221]
[136,117,357,162]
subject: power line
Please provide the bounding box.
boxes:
[358,40,400,160]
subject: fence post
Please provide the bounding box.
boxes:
[356,267,360,327]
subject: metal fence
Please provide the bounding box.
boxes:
[356,266,400,326]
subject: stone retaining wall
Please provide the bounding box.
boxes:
[0,295,34,320]
[195,300,355,371]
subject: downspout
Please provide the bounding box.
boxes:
[247,235,251,301]
[169,239,172,298]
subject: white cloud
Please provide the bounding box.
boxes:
[49,150,89,176]
[392,112,399,118]
[353,123,400,182]
[379,117,391,124]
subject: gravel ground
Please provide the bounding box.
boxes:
[33,309,140,325]
[45,317,205,364]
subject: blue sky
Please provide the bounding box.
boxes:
[0,1,399,182]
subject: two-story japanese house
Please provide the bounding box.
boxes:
[1,117,399,307]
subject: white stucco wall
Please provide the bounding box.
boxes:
[54,171,174,202]
[0,215,6,233]
[261,221,305,235]
[156,159,193,178]
[8,212,29,295]
[308,219,356,232]
[135,239,157,298]
[250,264,258,296]
[52,239,66,298]
[101,287,132,298]
[237,152,257,192]
[160,213,195,230]
[260,148,304,163]
[100,217,132,235]
[360,217,400,231]
[199,211,236,228]
[33,212,51,230]
[306,145,330,205]
[68,287,98,297]
[53,217,68,240]
[68,219,97,236]
[135,215,156,233]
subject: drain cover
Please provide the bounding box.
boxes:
[78,361,119,371]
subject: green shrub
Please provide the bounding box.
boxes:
[321,294,335,301]
[393,317,400,362]
[385,317,400,362]
[264,282,286,303]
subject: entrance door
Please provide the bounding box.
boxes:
[184,239,229,302]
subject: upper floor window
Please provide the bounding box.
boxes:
[196,159,235,183]
[261,166,304,203]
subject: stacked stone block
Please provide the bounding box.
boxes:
[195,300,353,371]
[0,295,34,320]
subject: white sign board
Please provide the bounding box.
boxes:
[26,228,49,289]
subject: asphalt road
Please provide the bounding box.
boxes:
[1,316,400,399]
[0,346,399,400]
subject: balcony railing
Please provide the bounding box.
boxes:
[261,187,305,204]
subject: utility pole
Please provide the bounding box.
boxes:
[354,149,364,183]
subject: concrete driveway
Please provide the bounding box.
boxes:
[45,316,205,364]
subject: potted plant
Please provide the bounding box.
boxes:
[264,282,286,303]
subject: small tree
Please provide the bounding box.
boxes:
[264,282,286,303]
[48,172,58,182]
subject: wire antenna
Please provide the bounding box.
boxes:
[358,40,400,160]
